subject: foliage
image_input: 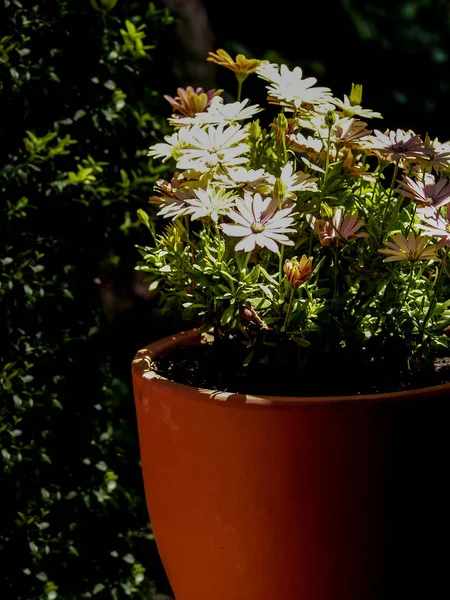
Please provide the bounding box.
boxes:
[137,49,450,395]
[1,1,175,598]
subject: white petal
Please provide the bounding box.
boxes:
[221,223,251,237]
[235,235,256,252]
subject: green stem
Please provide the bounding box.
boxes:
[243,251,251,273]
[282,287,295,332]
[279,245,285,285]
[323,125,332,187]
[405,203,417,237]
[332,248,339,308]
[420,246,448,338]
[281,128,287,165]
[381,158,400,230]
[395,263,414,318]
[236,73,247,103]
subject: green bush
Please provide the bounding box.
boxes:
[1,1,176,598]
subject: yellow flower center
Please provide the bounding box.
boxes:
[250,222,265,233]
[446,223,450,234]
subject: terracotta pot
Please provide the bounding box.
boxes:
[132,329,450,600]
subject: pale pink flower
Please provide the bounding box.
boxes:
[221,192,296,253]
[364,129,432,162]
[417,205,450,248]
[396,175,450,209]
[164,86,223,118]
[306,209,368,247]
[150,174,201,220]
[213,167,270,191]
[333,118,372,146]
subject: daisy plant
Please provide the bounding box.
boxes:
[137,49,450,394]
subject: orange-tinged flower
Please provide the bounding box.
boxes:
[283,255,313,288]
[207,49,262,75]
[306,209,368,247]
[164,87,223,118]
[333,118,372,147]
[378,232,438,263]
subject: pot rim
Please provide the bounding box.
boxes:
[132,328,450,406]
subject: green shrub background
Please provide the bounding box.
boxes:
[1,1,178,598]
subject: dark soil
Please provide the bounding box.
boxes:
[154,341,450,397]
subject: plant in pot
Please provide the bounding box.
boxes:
[132,49,450,600]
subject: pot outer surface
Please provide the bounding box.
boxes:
[132,330,450,600]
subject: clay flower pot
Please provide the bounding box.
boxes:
[132,329,450,600]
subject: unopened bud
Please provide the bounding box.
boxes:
[275,112,289,132]
[283,255,313,289]
[248,119,261,140]
[349,83,363,106]
[325,110,336,128]
[273,177,286,203]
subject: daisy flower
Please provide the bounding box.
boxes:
[330,94,382,119]
[213,167,270,191]
[417,205,450,248]
[207,49,263,75]
[150,173,205,220]
[364,129,432,162]
[378,232,438,262]
[185,187,238,223]
[176,124,249,171]
[164,86,223,118]
[333,118,372,146]
[170,97,262,127]
[306,209,368,247]
[283,255,313,288]
[221,192,296,253]
[417,135,450,173]
[266,162,318,202]
[147,128,191,162]
[256,62,331,112]
[396,174,450,209]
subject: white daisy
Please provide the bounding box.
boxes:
[147,128,191,162]
[256,62,331,111]
[330,95,382,119]
[185,187,238,222]
[150,172,208,220]
[213,167,270,191]
[170,97,262,127]
[176,124,249,171]
[221,192,296,253]
[266,162,318,201]
[288,132,325,161]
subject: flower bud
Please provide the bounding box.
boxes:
[325,110,336,128]
[274,112,289,133]
[248,119,261,140]
[283,255,313,289]
[349,83,363,106]
[273,177,286,206]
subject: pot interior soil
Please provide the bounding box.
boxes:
[154,337,450,396]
